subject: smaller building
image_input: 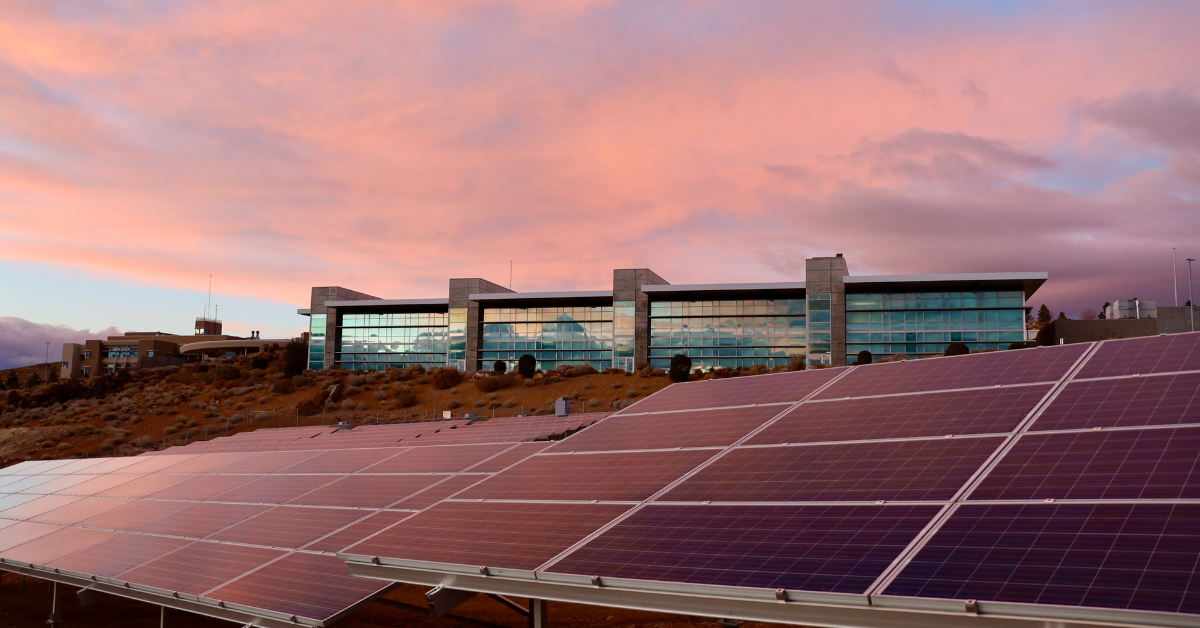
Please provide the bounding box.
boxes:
[61,318,293,379]
[1158,305,1200,334]
[1104,299,1156,320]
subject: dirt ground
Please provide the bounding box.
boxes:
[0,574,787,628]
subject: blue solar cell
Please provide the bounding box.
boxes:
[885,503,1200,614]
[551,504,940,593]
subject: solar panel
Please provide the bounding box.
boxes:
[287,474,442,509]
[550,504,941,593]
[0,526,117,566]
[663,437,1004,503]
[118,541,286,596]
[206,552,391,623]
[391,474,488,510]
[884,503,1200,614]
[362,443,514,473]
[0,495,82,520]
[1076,333,1200,378]
[97,474,190,498]
[815,344,1088,400]
[749,385,1051,446]
[49,532,192,578]
[134,502,269,538]
[209,506,367,547]
[54,473,141,496]
[468,441,553,472]
[303,510,412,553]
[969,426,1200,500]
[145,474,254,501]
[458,450,716,502]
[344,501,633,571]
[0,521,61,552]
[29,496,129,525]
[277,447,404,473]
[628,368,847,413]
[548,404,787,453]
[1031,372,1200,431]
[213,474,340,505]
[76,498,193,532]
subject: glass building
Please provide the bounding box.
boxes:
[302,258,1046,372]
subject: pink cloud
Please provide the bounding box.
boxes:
[0,1,1197,318]
[0,317,120,370]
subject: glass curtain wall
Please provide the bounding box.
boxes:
[648,299,807,370]
[447,308,467,370]
[481,306,613,372]
[806,294,831,364]
[612,301,635,371]
[308,314,326,370]
[846,291,1026,362]
[336,312,449,371]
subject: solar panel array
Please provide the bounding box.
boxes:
[342,334,1200,626]
[0,412,604,626]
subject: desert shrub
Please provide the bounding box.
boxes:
[612,399,635,410]
[284,340,308,378]
[429,368,464,390]
[473,399,487,408]
[271,379,294,394]
[748,363,769,375]
[563,363,598,377]
[163,426,177,434]
[788,354,807,371]
[626,389,639,398]
[474,374,514,393]
[340,398,356,409]
[373,389,388,400]
[213,366,242,381]
[945,342,970,357]
[447,400,462,409]
[394,391,418,407]
[345,386,361,397]
[517,354,536,378]
[349,374,368,387]
[587,398,599,407]
[669,354,692,382]
[250,356,270,370]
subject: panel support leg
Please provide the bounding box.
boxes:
[160,605,166,628]
[47,581,59,628]
[528,598,548,628]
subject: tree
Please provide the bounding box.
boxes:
[283,340,308,378]
[1080,308,1098,320]
[945,342,970,357]
[668,354,692,382]
[1037,305,1052,323]
[46,370,59,383]
[3,371,17,390]
[493,360,507,374]
[1057,311,1069,321]
[1099,302,1111,319]
[856,350,872,365]
[24,372,41,388]
[517,354,536,378]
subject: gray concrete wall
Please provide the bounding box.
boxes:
[806,255,849,365]
[1036,319,1158,346]
[452,278,512,372]
[613,269,670,368]
[1158,306,1200,334]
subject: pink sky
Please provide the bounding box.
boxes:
[1,1,1199,342]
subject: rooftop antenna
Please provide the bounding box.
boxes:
[206,275,212,320]
[509,261,513,290]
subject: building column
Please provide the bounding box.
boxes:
[805,255,848,366]
[613,269,669,370]
[449,278,512,373]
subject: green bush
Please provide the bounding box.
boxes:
[669,354,692,382]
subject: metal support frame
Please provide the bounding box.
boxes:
[374,597,511,628]
[48,581,60,628]
[76,586,103,607]
[425,584,479,617]
[528,598,548,628]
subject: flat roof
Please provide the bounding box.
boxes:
[844,272,1047,299]
[325,298,449,307]
[469,290,613,307]
[643,282,807,300]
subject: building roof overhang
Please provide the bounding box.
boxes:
[469,290,614,307]
[323,298,450,313]
[642,282,807,301]
[844,272,1048,300]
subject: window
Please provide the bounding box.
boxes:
[61,362,68,369]
[84,350,91,358]
[146,350,156,358]
[82,366,90,376]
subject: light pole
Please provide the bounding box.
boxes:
[1187,258,1196,333]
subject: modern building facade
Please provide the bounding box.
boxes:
[302,256,1045,372]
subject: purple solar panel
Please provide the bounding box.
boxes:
[213,474,339,505]
[134,502,268,538]
[362,443,513,473]
[549,405,786,453]
[145,474,255,501]
[391,474,489,510]
[20,474,95,495]
[303,510,412,553]
[467,442,553,472]
[0,494,45,513]
[0,495,82,520]
[750,385,1051,446]
[1077,332,1200,379]
[158,453,247,474]
[30,497,130,525]
[209,506,366,548]
[116,455,195,474]
[970,427,1200,500]
[551,504,940,594]
[49,532,192,578]
[460,450,715,502]
[0,526,117,565]
[815,344,1088,400]
[98,474,190,498]
[628,368,848,413]
[344,501,632,571]
[211,451,319,474]
[207,552,390,623]
[54,473,142,496]
[1032,373,1200,431]
[664,438,1003,503]
[76,498,193,532]
[885,503,1200,614]
[288,475,442,509]
[0,521,61,552]
[118,540,285,596]
[278,447,404,474]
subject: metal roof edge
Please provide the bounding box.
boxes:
[642,282,807,292]
[844,272,1048,284]
[324,298,450,307]
[469,290,613,301]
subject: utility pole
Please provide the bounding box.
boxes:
[45,342,49,378]
[1173,248,1179,306]
[1187,258,1196,333]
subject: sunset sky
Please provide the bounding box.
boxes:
[2,1,1199,366]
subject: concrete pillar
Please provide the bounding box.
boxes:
[449,278,512,373]
[805,255,849,366]
[613,269,670,370]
